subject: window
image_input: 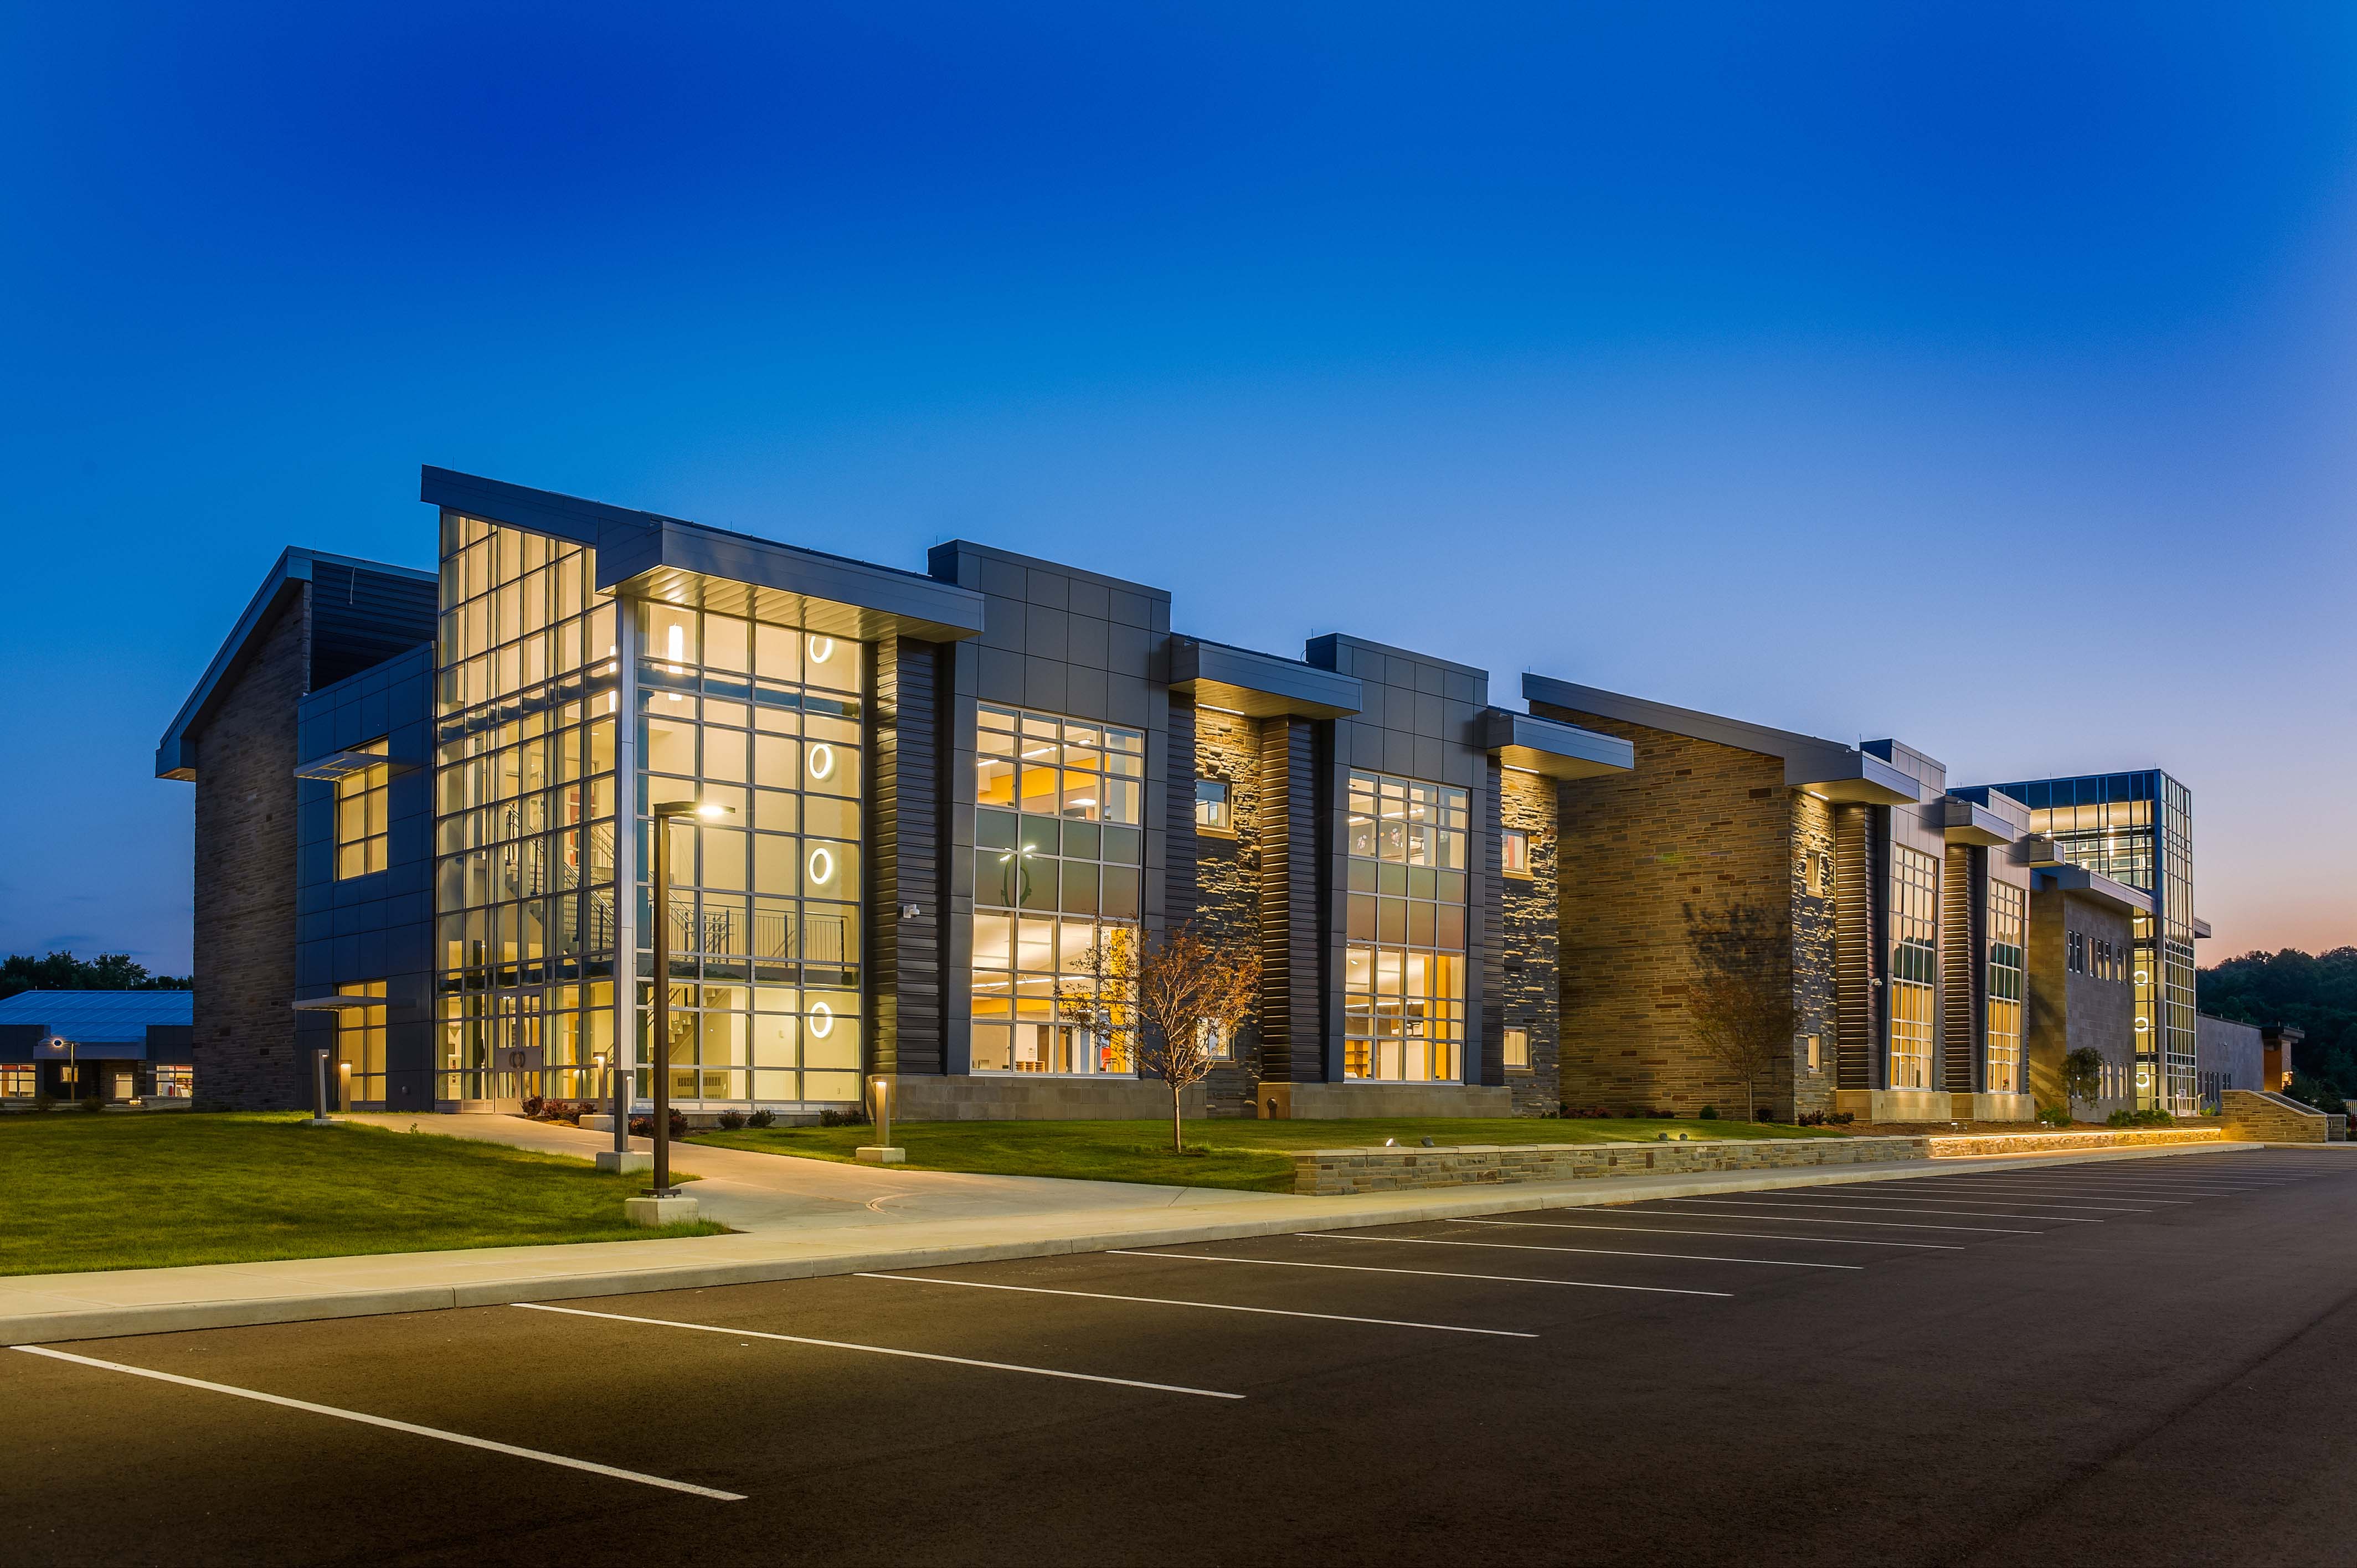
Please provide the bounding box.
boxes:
[1501,829,1531,879]
[335,739,392,878]
[1199,1018,1233,1061]
[1502,1027,1529,1071]
[1195,777,1232,835]
[1343,770,1469,1083]
[1,1064,32,1098]
[150,1065,193,1098]
[1818,852,1836,896]
[1805,1034,1821,1073]
[2067,930,2086,975]
[1988,882,2025,1094]
[971,704,1146,1076]
[337,982,388,1106]
[1888,844,1938,1090]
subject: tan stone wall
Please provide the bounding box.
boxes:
[1295,1133,1928,1195]
[2219,1089,2344,1143]
[1923,1126,2224,1157]
[1190,705,1263,1115]
[191,592,307,1110]
[1542,709,1819,1117]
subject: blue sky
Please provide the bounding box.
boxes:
[4,2,2351,969]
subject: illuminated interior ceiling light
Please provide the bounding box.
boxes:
[807,1002,834,1038]
[807,744,835,781]
[807,846,834,886]
[667,626,685,661]
[807,636,835,665]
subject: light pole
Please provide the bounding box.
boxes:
[650,798,732,1196]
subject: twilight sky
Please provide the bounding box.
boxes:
[4,2,2351,972]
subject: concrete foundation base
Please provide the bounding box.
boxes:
[1955,1092,2037,1123]
[580,1114,616,1132]
[623,1194,699,1227]
[1835,1089,1958,1124]
[855,1146,907,1164]
[595,1151,652,1174]
[1258,1082,1514,1120]
[883,1076,1203,1122]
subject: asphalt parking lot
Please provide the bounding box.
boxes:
[9,1149,2357,1567]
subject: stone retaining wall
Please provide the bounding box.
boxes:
[1923,1127,2224,1158]
[2218,1089,2346,1144]
[1293,1135,1928,1196]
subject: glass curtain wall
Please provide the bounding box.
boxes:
[334,981,387,1106]
[970,703,1145,1074]
[2014,772,2195,1112]
[1987,881,2025,1094]
[635,603,865,1106]
[1888,845,1938,1090]
[1343,770,1468,1082]
[432,513,620,1105]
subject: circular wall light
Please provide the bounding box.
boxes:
[808,1001,834,1038]
[808,744,835,782]
[807,636,835,666]
[807,846,834,887]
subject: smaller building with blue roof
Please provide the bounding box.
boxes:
[0,991,195,1104]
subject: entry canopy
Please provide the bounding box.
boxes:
[1478,709,1635,780]
[2033,863,2155,917]
[422,467,987,646]
[1169,636,1362,720]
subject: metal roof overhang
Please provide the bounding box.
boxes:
[423,467,987,646]
[1937,798,2021,847]
[293,749,398,783]
[2035,865,2156,917]
[1169,637,1362,720]
[1789,747,1923,805]
[291,996,385,1012]
[2193,916,2214,940]
[33,1038,147,1059]
[1479,709,1635,780]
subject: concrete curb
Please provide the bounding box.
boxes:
[0,1140,2263,1347]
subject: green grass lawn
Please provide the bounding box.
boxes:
[693,1114,1843,1193]
[0,1112,724,1277]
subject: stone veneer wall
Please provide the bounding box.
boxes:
[1497,767,1560,1114]
[2218,1089,2344,1143]
[1295,1134,1929,1195]
[1542,710,1824,1118]
[1186,703,1264,1115]
[192,592,308,1110]
[1923,1126,2225,1157]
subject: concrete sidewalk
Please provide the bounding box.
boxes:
[0,1134,2267,1347]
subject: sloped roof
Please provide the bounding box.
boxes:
[0,990,193,1042]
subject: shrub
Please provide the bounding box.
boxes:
[627,1108,689,1141]
[2037,1104,2073,1128]
[819,1107,869,1128]
[2107,1108,2134,1128]
[1698,1105,1718,1121]
[80,1094,106,1112]
[522,1095,545,1118]
[717,1110,748,1131]
[32,1093,54,1113]
[746,1108,775,1128]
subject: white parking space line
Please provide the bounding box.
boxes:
[1626,1208,2037,1234]
[1107,1250,1733,1298]
[1900,1185,2184,1206]
[1749,1192,2145,1215]
[513,1302,1243,1400]
[12,1345,745,1502]
[1660,1197,2103,1223]
[1313,1234,1861,1270]
[855,1272,1537,1338]
[516,1301,1244,1396]
[1447,1219,1965,1250]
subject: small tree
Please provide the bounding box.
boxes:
[2060,1048,2105,1122]
[1684,902,1794,1124]
[1065,922,1258,1153]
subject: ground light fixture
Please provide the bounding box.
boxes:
[308,1048,332,1127]
[858,1075,905,1164]
[630,799,733,1226]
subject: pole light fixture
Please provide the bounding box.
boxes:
[650,799,734,1195]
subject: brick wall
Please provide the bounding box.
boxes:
[1496,766,1559,1113]
[1542,709,1814,1118]
[192,593,308,1110]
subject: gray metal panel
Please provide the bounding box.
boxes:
[2035,864,2157,916]
[1169,636,1363,720]
[1476,708,1635,780]
[599,516,986,643]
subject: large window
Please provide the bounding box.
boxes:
[1987,881,2025,1094]
[1889,844,1937,1090]
[335,739,390,879]
[1344,770,1468,1082]
[635,601,866,1106]
[432,514,621,1106]
[971,704,1145,1075]
[337,982,387,1106]
[1,1064,32,1098]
